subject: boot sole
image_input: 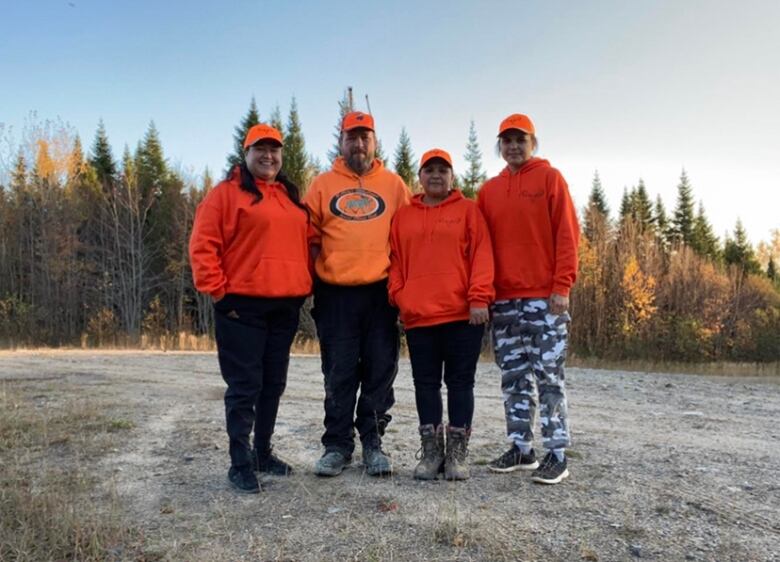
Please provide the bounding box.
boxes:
[226,475,260,494]
[531,468,570,484]
[488,461,539,473]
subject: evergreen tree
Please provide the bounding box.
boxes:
[618,187,632,227]
[269,105,283,134]
[723,219,761,274]
[672,169,695,245]
[690,202,720,260]
[226,97,260,172]
[584,172,611,242]
[588,171,609,216]
[460,120,487,199]
[136,122,167,200]
[654,195,671,246]
[89,119,116,188]
[392,127,416,189]
[327,91,352,164]
[633,179,654,233]
[767,257,777,281]
[375,138,389,168]
[282,97,311,191]
[11,153,27,195]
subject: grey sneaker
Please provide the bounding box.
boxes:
[362,443,392,476]
[314,450,351,477]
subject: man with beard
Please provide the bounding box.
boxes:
[305,112,410,477]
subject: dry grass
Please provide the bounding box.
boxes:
[0,383,151,561]
[568,356,780,377]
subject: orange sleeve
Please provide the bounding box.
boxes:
[548,171,580,296]
[303,179,323,246]
[189,199,228,300]
[467,205,495,307]
[387,214,404,307]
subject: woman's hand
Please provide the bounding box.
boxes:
[469,307,489,325]
[550,293,569,315]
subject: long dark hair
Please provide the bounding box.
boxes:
[231,163,308,214]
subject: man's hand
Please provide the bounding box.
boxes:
[469,307,489,325]
[550,293,569,315]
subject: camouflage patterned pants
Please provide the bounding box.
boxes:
[491,298,571,452]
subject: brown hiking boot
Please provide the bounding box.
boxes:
[445,426,471,481]
[413,424,445,480]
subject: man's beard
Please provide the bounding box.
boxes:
[346,152,372,175]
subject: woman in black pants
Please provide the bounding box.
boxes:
[389,148,494,480]
[190,124,311,493]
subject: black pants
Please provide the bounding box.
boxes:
[214,294,304,468]
[405,321,484,429]
[313,279,400,456]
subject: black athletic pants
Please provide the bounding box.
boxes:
[312,279,400,456]
[214,294,304,468]
[405,321,484,429]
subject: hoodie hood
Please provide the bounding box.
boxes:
[409,189,464,209]
[331,156,386,181]
[409,190,465,242]
[499,157,550,178]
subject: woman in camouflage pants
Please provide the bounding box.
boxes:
[477,113,580,484]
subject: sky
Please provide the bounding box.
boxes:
[1,0,778,244]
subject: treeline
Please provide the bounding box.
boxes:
[0,97,778,361]
[572,173,779,361]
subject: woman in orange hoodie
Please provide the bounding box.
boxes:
[189,124,311,494]
[477,114,580,485]
[389,148,494,481]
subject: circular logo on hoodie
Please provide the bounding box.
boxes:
[329,188,386,221]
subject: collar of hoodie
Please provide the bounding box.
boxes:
[500,157,549,196]
[411,190,463,242]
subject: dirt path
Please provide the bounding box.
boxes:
[1,351,778,561]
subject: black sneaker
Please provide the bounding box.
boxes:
[531,452,569,484]
[253,448,294,476]
[488,445,539,473]
[227,465,260,494]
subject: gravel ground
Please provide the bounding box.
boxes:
[1,350,778,561]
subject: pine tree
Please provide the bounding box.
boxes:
[226,97,260,172]
[327,91,352,164]
[672,169,695,245]
[633,179,654,233]
[11,153,27,195]
[690,202,720,260]
[584,172,611,242]
[654,195,671,246]
[269,105,283,134]
[136,122,167,200]
[89,119,116,189]
[460,120,487,199]
[618,187,632,227]
[723,219,761,274]
[393,127,416,189]
[589,171,609,216]
[282,97,310,191]
[767,257,777,281]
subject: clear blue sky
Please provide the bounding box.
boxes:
[1,0,778,244]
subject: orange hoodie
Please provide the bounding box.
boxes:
[477,158,579,299]
[388,190,495,329]
[189,169,312,300]
[304,157,411,285]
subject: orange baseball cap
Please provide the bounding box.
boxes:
[498,114,535,136]
[419,148,453,171]
[243,124,283,148]
[341,111,375,132]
